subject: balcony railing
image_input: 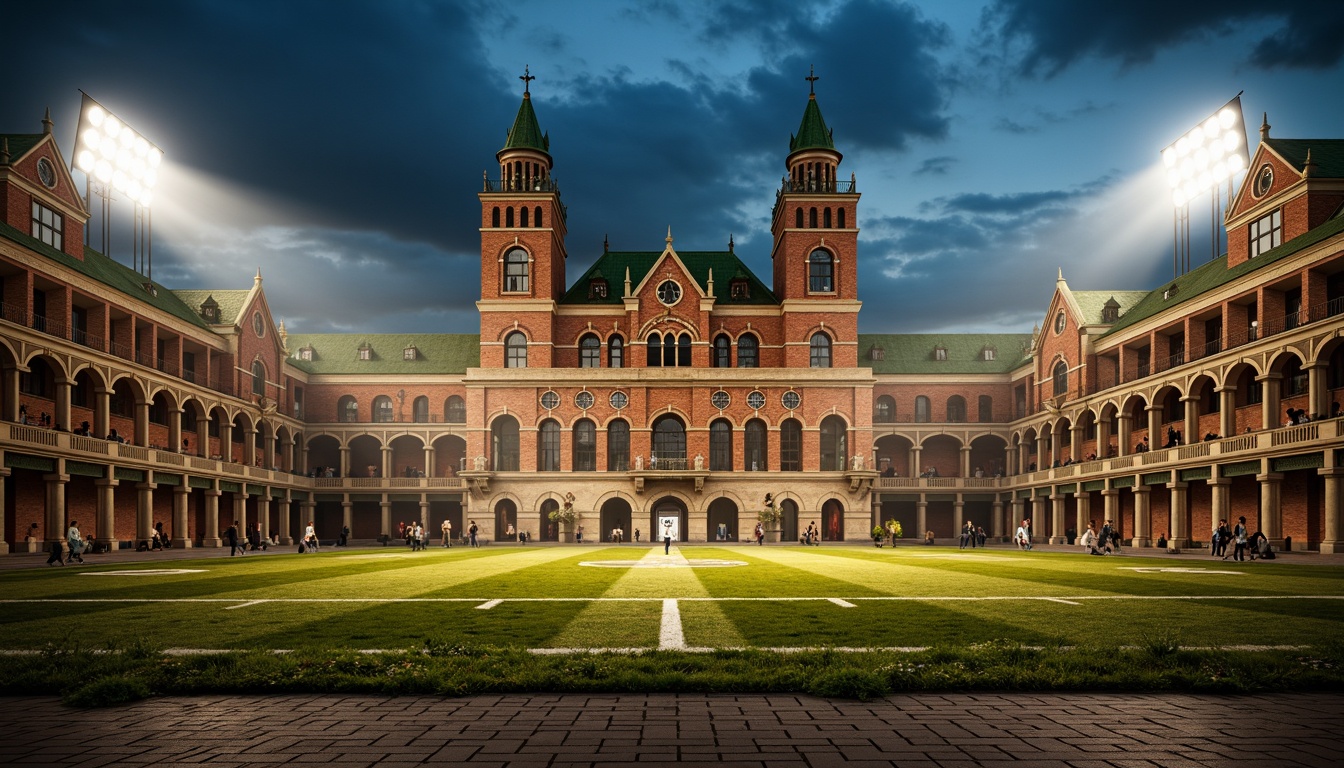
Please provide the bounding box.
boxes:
[777,178,857,194]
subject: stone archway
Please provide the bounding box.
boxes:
[600,497,633,544]
[707,497,739,542]
[649,496,688,542]
[822,498,845,541]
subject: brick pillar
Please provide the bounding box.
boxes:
[1167,481,1188,549]
[1320,467,1344,554]
[172,485,192,548]
[1257,471,1284,547]
[1049,493,1066,544]
[95,477,118,550]
[1132,484,1151,548]
[203,488,222,547]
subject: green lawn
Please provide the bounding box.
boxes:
[4,544,1341,651]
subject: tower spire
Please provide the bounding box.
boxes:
[805,64,818,96]
[520,64,534,96]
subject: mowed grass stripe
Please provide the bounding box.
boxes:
[431,547,639,599]
[687,546,889,598]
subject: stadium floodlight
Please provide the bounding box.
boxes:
[72,93,162,208]
[1161,95,1248,208]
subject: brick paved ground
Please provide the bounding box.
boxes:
[0,692,1339,767]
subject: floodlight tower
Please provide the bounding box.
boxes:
[70,92,163,279]
[1160,95,1249,277]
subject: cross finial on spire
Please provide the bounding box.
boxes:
[806,65,818,96]
[520,65,535,95]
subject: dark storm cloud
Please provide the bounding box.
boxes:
[994,101,1113,134]
[981,0,1344,75]
[913,156,957,176]
[934,190,1072,216]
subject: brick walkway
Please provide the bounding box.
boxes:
[1,692,1339,766]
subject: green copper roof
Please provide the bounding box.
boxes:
[1,133,45,162]
[561,250,778,306]
[1264,138,1344,178]
[789,95,835,153]
[0,221,210,330]
[285,333,479,374]
[1101,211,1344,338]
[1070,291,1148,324]
[500,94,549,155]
[171,289,251,325]
[859,333,1032,374]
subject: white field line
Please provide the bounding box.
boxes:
[224,600,266,610]
[4,595,1341,604]
[828,598,857,608]
[1041,597,1082,605]
[660,598,685,650]
[476,599,502,610]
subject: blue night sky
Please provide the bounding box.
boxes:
[5,1,1343,336]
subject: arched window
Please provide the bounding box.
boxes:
[978,395,993,422]
[795,208,803,228]
[534,206,542,227]
[745,418,767,471]
[809,207,818,228]
[504,248,529,293]
[505,331,527,368]
[412,396,429,423]
[444,395,466,423]
[573,419,596,471]
[678,334,691,367]
[875,395,895,423]
[607,419,630,471]
[809,250,834,293]
[491,207,500,227]
[338,395,358,423]
[838,208,846,228]
[491,416,519,471]
[538,419,561,471]
[737,335,759,368]
[780,418,802,471]
[579,334,601,368]
[505,207,514,227]
[520,206,529,227]
[1053,360,1069,396]
[823,208,832,228]
[652,415,686,466]
[709,419,733,471]
[647,333,662,367]
[809,333,832,368]
[373,395,394,423]
[251,360,266,396]
[947,395,967,423]
[713,334,731,368]
[915,396,931,423]
[609,336,624,368]
[819,415,847,471]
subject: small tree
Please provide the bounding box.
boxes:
[548,492,577,526]
[758,493,781,526]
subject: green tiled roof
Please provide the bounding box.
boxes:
[859,333,1032,374]
[561,251,778,306]
[501,94,549,155]
[0,221,211,329]
[285,333,479,374]
[1264,138,1344,178]
[170,289,251,325]
[789,96,835,153]
[1,133,45,161]
[1071,291,1148,324]
[1101,211,1344,338]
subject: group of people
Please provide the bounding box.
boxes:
[801,521,821,545]
[958,521,987,549]
[1078,520,1123,555]
[46,521,89,565]
[1213,516,1274,561]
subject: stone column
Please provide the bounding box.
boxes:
[915,496,927,540]
[1006,445,1019,475]
[1145,405,1162,448]
[424,446,435,478]
[232,492,248,534]
[991,498,1004,539]
[910,446,922,477]
[136,479,156,543]
[1209,477,1231,547]
[0,468,9,554]
[1102,487,1120,532]
[44,470,69,548]
[381,498,392,538]
[195,417,210,457]
[218,420,233,462]
[1036,433,1049,470]
[1069,426,1084,462]
[339,445,350,477]
[959,447,971,478]
[1216,388,1236,439]
[242,428,257,466]
[1256,373,1282,431]
[94,387,111,440]
[134,399,150,446]
[1320,466,1344,554]
[952,496,964,536]
[279,492,294,545]
[1009,497,1025,535]
[168,408,183,455]
[1049,493,1066,544]
[1167,481,1188,549]
[54,379,72,432]
[380,446,391,479]
[1097,417,1113,459]
[419,499,431,530]
[342,498,354,540]
[1132,484,1151,548]
[301,501,317,543]
[1256,471,1284,547]
[203,488,222,547]
[2,367,19,422]
[172,484,192,548]
[96,477,118,551]
[257,494,271,543]
[1116,412,1133,457]
[1180,396,1199,445]
[1074,491,1091,540]
[1306,362,1328,419]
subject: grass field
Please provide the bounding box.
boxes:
[5,544,1343,705]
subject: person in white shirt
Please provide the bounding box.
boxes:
[1079,521,1100,555]
[1014,519,1032,551]
[304,521,319,552]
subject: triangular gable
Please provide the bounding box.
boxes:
[1226,140,1302,223]
[1032,270,1081,356]
[238,276,290,358]
[6,133,89,217]
[630,241,707,300]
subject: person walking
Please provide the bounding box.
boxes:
[441,519,452,548]
[226,521,244,556]
[663,527,672,555]
[66,520,85,564]
[754,522,764,546]
[418,522,428,551]
[1230,516,1249,561]
[45,536,65,566]
[468,520,479,548]
[1014,519,1032,551]
[960,520,974,549]
[305,520,320,552]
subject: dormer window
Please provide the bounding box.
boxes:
[358,343,372,361]
[588,279,608,299]
[933,345,948,361]
[981,347,996,362]
[1101,298,1121,323]
[1249,209,1282,258]
[31,201,63,250]
[729,279,751,300]
[1162,285,1179,300]
[868,345,885,362]
[200,297,220,323]
[403,346,418,361]
[298,346,314,361]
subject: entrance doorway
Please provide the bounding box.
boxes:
[600,498,633,543]
[651,496,687,542]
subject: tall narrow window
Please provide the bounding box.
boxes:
[339,395,358,423]
[874,395,895,423]
[676,334,690,367]
[947,395,966,423]
[1053,360,1068,396]
[579,334,601,368]
[505,207,515,227]
[573,419,596,471]
[780,419,802,471]
[534,206,542,226]
[709,419,733,471]
[647,334,662,367]
[838,208,846,228]
[607,419,630,471]
[809,250,833,292]
[445,395,466,423]
[520,206,529,227]
[251,360,266,396]
[713,335,731,368]
[795,208,803,228]
[538,420,561,471]
[823,208,832,228]
[737,335,759,368]
[491,207,500,227]
[809,333,831,368]
[809,207,818,228]
[744,419,767,471]
[609,336,624,368]
[504,248,529,292]
[652,415,687,465]
[978,395,993,422]
[413,396,429,423]
[914,396,931,423]
[819,415,847,471]
[491,416,519,471]
[373,395,394,423]
[505,331,527,368]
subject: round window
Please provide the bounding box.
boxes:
[37,157,57,189]
[782,391,800,410]
[711,391,730,410]
[540,391,559,410]
[747,390,766,410]
[609,391,628,410]
[656,280,682,306]
[253,312,266,337]
[1053,310,1066,335]
[1254,164,1273,197]
[575,391,594,410]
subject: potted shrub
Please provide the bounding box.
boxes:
[871,525,885,547]
[758,493,782,543]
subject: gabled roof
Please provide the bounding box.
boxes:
[790,95,835,154]
[1,133,45,162]
[284,333,479,375]
[1264,138,1344,178]
[0,221,210,329]
[560,250,778,306]
[500,94,549,155]
[859,333,1032,374]
[1101,210,1344,338]
[1071,291,1148,324]
[171,289,251,325]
